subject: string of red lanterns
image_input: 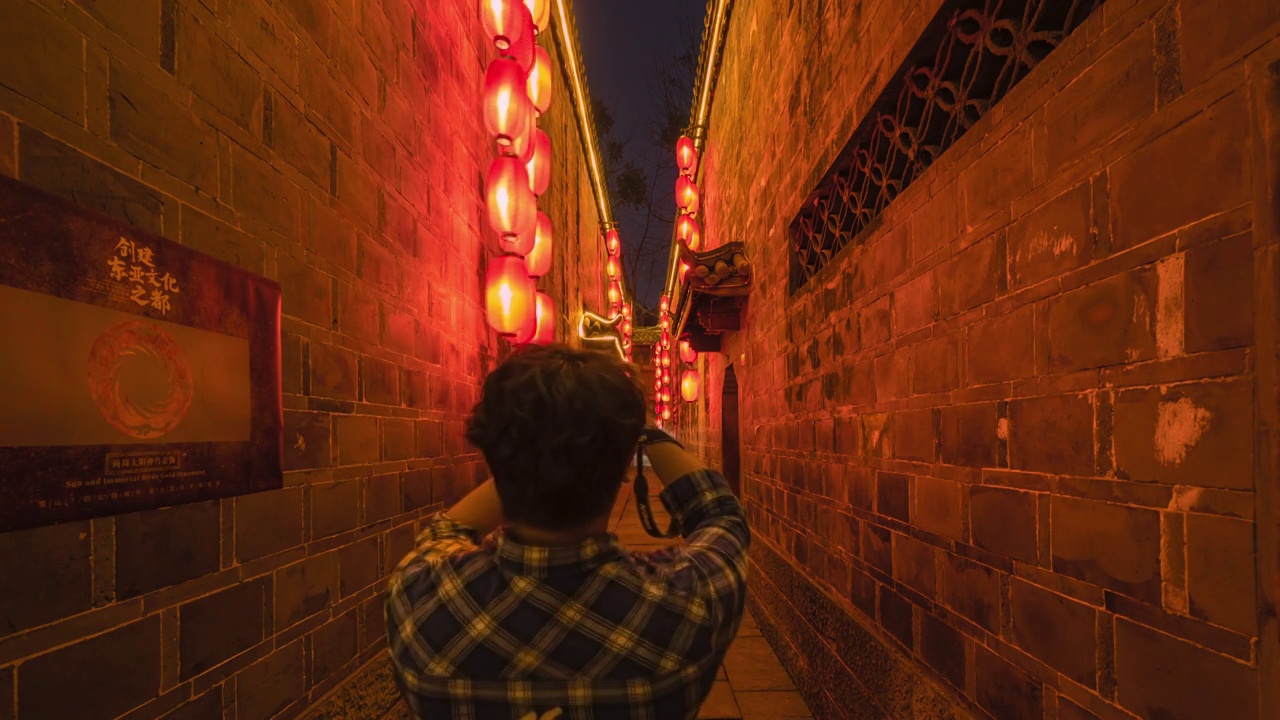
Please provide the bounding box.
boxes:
[655,133,705,423]
[483,0,555,346]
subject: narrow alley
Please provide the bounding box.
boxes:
[0,0,1277,719]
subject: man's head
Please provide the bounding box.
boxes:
[466,344,646,530]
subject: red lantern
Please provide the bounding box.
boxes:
[527,46,552,115]
[661,407,671,421]
[660,315,671,331]
[484,58,532,149]
[486,156,535,239]
[485,255,535,336]
[621,319,632,335]
[680,340,696,363]
[622,303,632,318]
[506,3,536,71]
[525,212,552,277]
[508,108,534,158]
[532,291,555,344]
[607,280,621,305]
[662,390,672,403]
[523,129,551,196]
[606,229,620,254]
[676,135,698,176]
[677,214,702,251]
[654,377,662,391]
[523,0,549,31]
[501,223,535,257]
[481,0,524,50]
[660,349,670,367]
[606,256,619,279]
[675,175,699,213]
[681,369,700,402]
[660,294,669,312]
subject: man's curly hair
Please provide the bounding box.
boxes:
[466,344,647,529]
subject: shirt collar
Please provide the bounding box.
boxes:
[492,529,625,577]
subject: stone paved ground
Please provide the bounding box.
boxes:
[609,482,812,720]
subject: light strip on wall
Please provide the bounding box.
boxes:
[662,0,732,299]
[551,0,627,302]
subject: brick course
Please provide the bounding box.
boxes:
[0,0,608,717]
[673,0,1280,717]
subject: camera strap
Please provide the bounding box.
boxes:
[633,444,680,538]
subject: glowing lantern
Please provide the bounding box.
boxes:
[486,156,535,239]
[681,369,700,401]
[680,340,696,363]
[660,349,670,367]
[607,256,619,279]
[621,319,632,335]
[607,280,621,305]
[532,291,555,344]
[509,109,534,158]
[622,303,632,318]
[525,212,552,277]
[506,4,536,71]
[521,129,551,196]
[523,0,549,31]
[481,0,524,50]
[527,46,552,115]
[485,255,535,336]
[675,175,699,214]
[606,229,621,254]
[654,377,662,391]
[660,315,671,331]
[677,214,702,251]
[661,407,671,421]
[676,135,698,176]
[662,390,672,403]
[660,295,669,312]
[484,58,532,148]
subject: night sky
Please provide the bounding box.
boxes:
[573,0,706,313]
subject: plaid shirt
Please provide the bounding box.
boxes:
[386,469,750,720]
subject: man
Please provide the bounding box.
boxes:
[386,344,750,719]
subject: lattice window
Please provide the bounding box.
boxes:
[789,0,1105,291]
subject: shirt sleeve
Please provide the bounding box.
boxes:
[658,469,751,618]
[395,513,483,571]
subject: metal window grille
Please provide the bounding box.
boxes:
[789,0,1105,292]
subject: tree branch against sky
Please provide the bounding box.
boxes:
[586,2,701,321]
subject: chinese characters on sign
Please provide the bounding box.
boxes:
[0,175,283,533]
[107,237,182,315]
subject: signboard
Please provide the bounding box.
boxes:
[0,176,282,532]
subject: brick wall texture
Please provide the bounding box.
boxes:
[0,1,606,718]
[672,0,1280,718]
